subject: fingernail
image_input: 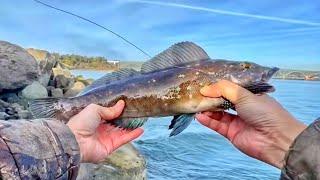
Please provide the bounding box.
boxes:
[116,100,125,107]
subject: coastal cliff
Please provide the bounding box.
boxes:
[0,40,147,179]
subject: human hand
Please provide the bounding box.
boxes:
[196,80,306,169]
[67,100,143,163]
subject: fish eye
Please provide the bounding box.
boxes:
[240,62,252,69]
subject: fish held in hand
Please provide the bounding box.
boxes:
[29,42,279,136]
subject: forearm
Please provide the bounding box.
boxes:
[0,119,80,179]
[281,118,320,179]
[265,119,306,169]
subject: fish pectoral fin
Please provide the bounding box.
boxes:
[111,117,148,129]
[169,114,194,137]
[141,41,210,73]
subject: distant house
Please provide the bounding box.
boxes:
[108,60,120,65]
[107,60,120,69]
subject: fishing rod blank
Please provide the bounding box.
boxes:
[32,0,152,58]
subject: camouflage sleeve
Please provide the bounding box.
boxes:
[281,118,320,180]
[0,119,80,180]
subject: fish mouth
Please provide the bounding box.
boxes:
[261,67,279,82]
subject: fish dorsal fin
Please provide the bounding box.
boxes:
[141,41,210,73]
[78,68,140,96]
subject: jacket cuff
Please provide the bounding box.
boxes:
[281,118,320,180]
[0,119,80,179]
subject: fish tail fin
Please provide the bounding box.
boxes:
[169,114,194,137]
[28,97,62,119]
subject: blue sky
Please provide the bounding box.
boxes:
[0,0,319,70]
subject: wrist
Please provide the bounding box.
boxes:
[266,120,306,169]
[66,123,85,162]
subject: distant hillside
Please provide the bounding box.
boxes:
[27,48,118,71]
[57,54,118,70]
[26,48,319,80]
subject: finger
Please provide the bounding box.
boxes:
[196,112,233,138]
[113,128,144,149]
[98,100,125,121]
[196,113,219,128]
[200,80,254,104]
[201,111,224,120]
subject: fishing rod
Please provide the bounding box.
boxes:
[32,0,152,58]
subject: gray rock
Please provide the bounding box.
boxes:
[77,143,146,180]
[0,112,9,120]
[46,86,55,96]
[64,82,86,97]
[55,75,74,89]
[0,100,30,120]
[27,48,58,86]
[18,110,31,119]
[0,41,39,90]
[0,100,10,112]
[48,80,55,87]
[52,64,73,78]
[21,81,48,99]
[11,103,23,111]
[38,74,51,87]
[51,88,63,98]
[0,99,10,108]
[0,92,20,103]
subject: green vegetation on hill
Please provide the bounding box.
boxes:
[54,53,118,70]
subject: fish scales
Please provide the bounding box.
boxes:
[29,42,279,136]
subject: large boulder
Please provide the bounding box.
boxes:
[51,88,63,98]
[52,63,73,78]
[0,41,39,90]
[64,81,85,97]
[77,143,146,180]
[55,75,74,89]
[21,81,48,99]
[27,48,58,86]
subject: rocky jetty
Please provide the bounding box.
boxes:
[0,41,92,119]
[0,40,147,179]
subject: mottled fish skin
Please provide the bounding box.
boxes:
[52,59,277,122]
[29,42,278,135]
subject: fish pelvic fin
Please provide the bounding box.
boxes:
[28,97,62,119]
[169,114,194,137]
[244,82,275,94]
[111,117,148,129]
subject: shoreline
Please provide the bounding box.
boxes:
[70,69,320,81]
[71,69,115,72]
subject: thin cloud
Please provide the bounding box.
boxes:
[130,0,320,26]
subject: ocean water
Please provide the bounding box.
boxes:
[72,70,320,180]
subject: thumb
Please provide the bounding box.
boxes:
[98,100,125,121]
[200,80,254,104]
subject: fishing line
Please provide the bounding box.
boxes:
[32,0,152,58]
